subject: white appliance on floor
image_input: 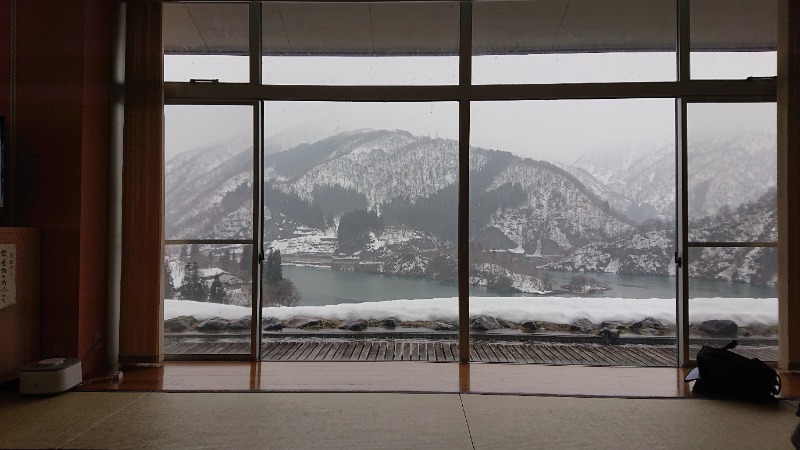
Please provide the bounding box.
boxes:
[19,358,82,395]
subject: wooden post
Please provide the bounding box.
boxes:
[119,1,164,363]
[778,0,800,370]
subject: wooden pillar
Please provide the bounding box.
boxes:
[119,1,163,363]
[778,0,800,370]
[13,0,112,376]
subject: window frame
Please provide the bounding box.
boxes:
[162,0,777,366]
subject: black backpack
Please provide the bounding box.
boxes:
[687,340,781,402]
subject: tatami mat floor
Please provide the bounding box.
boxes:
[1,390,799,449]
[4,361,800,448]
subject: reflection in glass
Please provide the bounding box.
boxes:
[472,0,676,84]
[690,0,776,79]
[163,3,249,83]
[469,99,676,360]
[262,2,459,85]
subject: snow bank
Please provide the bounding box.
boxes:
[165,296,778,326]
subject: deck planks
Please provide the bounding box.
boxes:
[164,338,777,367]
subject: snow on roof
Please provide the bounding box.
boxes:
[199,268,226,278]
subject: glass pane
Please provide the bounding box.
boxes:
[687,246,778,361]
[164,243,253,355]
[262,2,459,85]
[261,102,459,347]
[473,0,676,84]
[690,0,776,79]
[164,105,254,240]
[687,103,777,242]
[163,3,249,83]
[470,99,676,364]
[686,101,777,361]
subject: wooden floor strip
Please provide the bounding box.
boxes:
[165,338,778,367]
[519,344,547,364]
[535,344,564,365]
[570,345,604,366]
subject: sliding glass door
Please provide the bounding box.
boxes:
[683,102,778,361]
[163,104,256,357]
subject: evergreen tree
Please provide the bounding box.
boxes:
[179,245,188,261]
[264,249,284,284]
[271,249,283,282]
[189,244,201,262]
[263,279,300,307]
[209,275,226,303]
[263,249,296,306]
[265,249,275,283]
[239,246,253,280]
[220,250,232,271]
[180,262,207,301]
[337,209,384,254]
[207,251,214,268]
[164,261,174,299]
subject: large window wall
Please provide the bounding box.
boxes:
[162,0,777,365]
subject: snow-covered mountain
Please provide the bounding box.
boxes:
[571,131,776,221]
[164,128,776,286]
[166,129,634,255]
[165,135,253,240]
[547,190,777,284]
[266,130,634,255]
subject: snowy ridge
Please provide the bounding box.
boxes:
[548,190,777,282]
[553,162,632,215]
[165,138,253,239]
[280,132,461,207]
[488,161,633,253]
[546,230,675,276]
[571,132,776,220]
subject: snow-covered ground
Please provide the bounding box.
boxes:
[268,227,337,254]
[165,296,777,326]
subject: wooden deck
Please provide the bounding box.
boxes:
[164,338,778,366]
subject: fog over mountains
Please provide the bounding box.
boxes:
[567,131,776,222]
[165,128,777,287]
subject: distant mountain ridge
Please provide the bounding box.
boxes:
[164,128,777,286]
[571,131,776,221]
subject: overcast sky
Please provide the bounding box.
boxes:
[164,51,776,164]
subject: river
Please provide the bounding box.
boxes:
[282,265,777,307]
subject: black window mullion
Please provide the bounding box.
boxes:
[249,1,264,361]
[457,0,472,364]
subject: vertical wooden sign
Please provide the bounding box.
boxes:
[0,243,16,309]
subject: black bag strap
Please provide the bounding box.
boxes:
[722,340,739,350]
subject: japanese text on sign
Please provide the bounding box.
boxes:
[0,244,16,310]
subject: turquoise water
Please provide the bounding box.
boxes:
[282,266,777,306]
